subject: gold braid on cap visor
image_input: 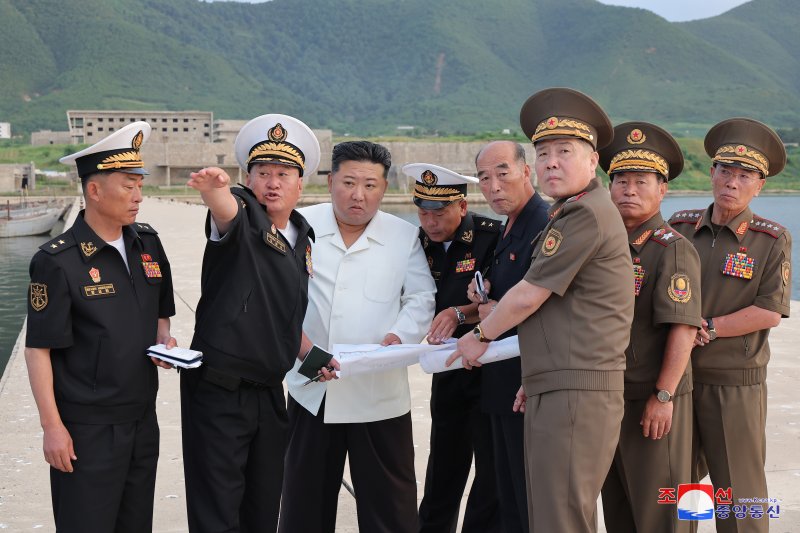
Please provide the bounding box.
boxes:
[713,145,768,176]
[414,183,465,202]
[532,117,595,144]
[247,141,305,170]
[608,149,669,178]
[96,151,144,170]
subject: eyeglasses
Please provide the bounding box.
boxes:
[714,166,763,185]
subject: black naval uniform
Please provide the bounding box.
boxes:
[483,192,550,533]
[418,212,502,533]
[26,212,175,533]
[181,185,314,533]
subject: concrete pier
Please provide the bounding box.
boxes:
[1,197,797,531]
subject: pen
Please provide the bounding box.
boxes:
[302,366,335,386]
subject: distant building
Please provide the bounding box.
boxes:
[0,122,10,139]
[0,163,35,193]
[213,119,247,144]
[31,130,71,146]
[66,110,213,144]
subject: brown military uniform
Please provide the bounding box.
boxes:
[601,213,702,533]
[671,205,791,532]
[518,178,634,532]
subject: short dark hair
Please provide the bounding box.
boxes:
[331,141,392,179]
[474,140,527,166]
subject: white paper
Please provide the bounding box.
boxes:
[419,335,520,373]
[332,343,449,378]
[329,336,520,378]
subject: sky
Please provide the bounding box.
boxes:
[596,0,750,21]
[217,0,752,23]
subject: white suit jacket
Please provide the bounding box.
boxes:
[286,203,436,423]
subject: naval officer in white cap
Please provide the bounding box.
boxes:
[181,114,319,532]
[25,121,178,532]
[406,163,503,532]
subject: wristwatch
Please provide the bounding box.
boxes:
[654,388,673,403]
[706,317,718,341]
[472,324,492,343]
[451,306,466,325]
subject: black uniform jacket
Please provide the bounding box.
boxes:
[191,186,314,385]
[26,212,176,424]
[419,212,501,339]
[482,192,550,413]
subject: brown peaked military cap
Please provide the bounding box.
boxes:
[704,117,786,177]
[599,121,684,181]
[519,87,613,150]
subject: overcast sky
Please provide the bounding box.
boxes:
[596,0,750,21]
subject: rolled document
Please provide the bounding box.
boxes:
[419,335,520,373]
[332,343,449,378]
[331,336,520,378]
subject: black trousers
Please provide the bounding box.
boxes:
[180,368,288,533]
[419,369,501,533]
[51,407,159,533]
[491,413,529,533]
[279,396,417,533]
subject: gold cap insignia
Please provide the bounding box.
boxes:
[713,144,769,176]
[668,273,691,303]
[533,117,595,144]
[132,130,144,150]
[627,129,646,145]
[421,169,438,186]
[269,123,288,143]
[542,228,563,257]
[30,283,48,311]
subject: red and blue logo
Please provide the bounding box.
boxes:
[677,484,715,521]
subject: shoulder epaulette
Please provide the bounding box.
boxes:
[133,221,158,235]
[473,215,501,232]
[668,209,704,225]
[39,231,76,255]
[650,224,684,247]
[749,215,786,239]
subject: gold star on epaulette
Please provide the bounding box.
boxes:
[488,222,494,227]
[58,240,65,244]
[50,243,58,249]
[481,221,486,226]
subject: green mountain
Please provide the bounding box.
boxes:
[1,0,798,136]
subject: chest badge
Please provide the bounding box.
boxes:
[264,226,287,254]
[455,257,477,273]
[722,248,755,280]
[668,273,692,303]
[89,267,101,283]
[142,259,163,278]
[305,244,314,277]
[30,283,48,311]
[633,261,645,296]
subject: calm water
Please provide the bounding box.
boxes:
[1,196,798,375]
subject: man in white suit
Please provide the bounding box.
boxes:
[280,140,436,533]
